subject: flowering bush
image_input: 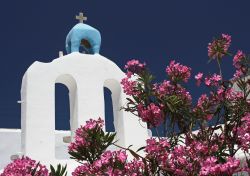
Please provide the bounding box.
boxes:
[120,33,250,175]
[2,34,250,175]
[68,34,250,175]
[0,157,67,176]
[0,156,48,176]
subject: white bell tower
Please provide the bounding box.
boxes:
[20,12,149,167]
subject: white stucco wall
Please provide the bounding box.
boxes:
[0,129,80,173]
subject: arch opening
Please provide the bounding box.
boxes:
[104,79,122,134]
[55,83,70,130]
[104,87,115,132]
[79,39,92,54]
[55,74,78,159]
[55,74,78,133]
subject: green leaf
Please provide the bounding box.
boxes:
[50,164,67,176]
[136,146,146,152]
[128,149,140,159]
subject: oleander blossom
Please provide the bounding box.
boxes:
[145,138,170,158]
[199,157,240,176]
[72,150,147,175]
[195,72,203,86]
[84,117,104,130]
[153,80,173,97]
[143,137,241,175]
[233,50,248,79]
[193,94,213,120]
[68,117,104,152]
[204,74,222,87]
[121,77,139,96]
[166,60,191,83]
[236,113,250,152]
[208,34,231,59]
[153,81,192,106]
[176,86,192,105]
[225,88,244,101]
[124,159,146,175]
[0,156,48,176]
[72,150,127,176]
[124,59,146,75]
[137,103,164,127]
[197,94,209,110]
[233,50,246,69]
[233,69,244,79]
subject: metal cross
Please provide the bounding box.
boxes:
[76,12,87,23]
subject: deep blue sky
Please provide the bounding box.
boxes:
[0,1,250,131]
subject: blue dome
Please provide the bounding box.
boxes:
[65,23,101,54]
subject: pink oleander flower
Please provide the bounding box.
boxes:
[145,138,178,173]
[169,140,240,175]
[145,139,223,175]
[236,113,250,152]
[204,74,222,87]
[145,138,170,157]
[153,80,173,97]
[124,59,146,75]
[116,150,127,163]
[137,103,164,127]
[100,150,127,166]
[84,117,104,130]
[195,72,203,86]
[68,117,104,152]
[200,157,241,176]
[210,86,243,105]
[216,87,225,101]
[233,69,244,79]
[166,60,191,83]
[125,159,145,176]
[233,50,246,69]
[176,86,192,105]
[208,34,231,59]
[225,88,243,101]
[197,94,209,110]
[194,94,214,120]
[0,156,48,176]
[232,50,248,79]
[154,82,192,106]
[72,163,94,176]
[72,150,127,176]
[121,77,139,96]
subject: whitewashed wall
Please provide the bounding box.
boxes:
[0,129,80,173]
